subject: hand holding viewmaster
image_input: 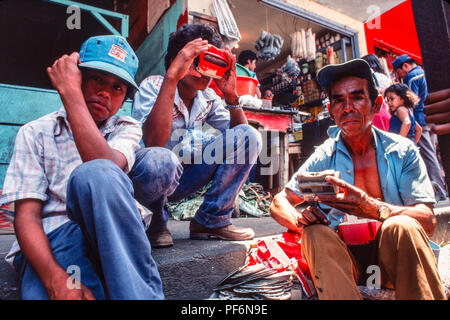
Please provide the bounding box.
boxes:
[296,170,341,201]
[197,45,231,79]
[293,170,341,229]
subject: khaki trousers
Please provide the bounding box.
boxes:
[301,215,446,300]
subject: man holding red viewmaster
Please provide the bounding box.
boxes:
[130,24,262,248]
[270,59,446,300]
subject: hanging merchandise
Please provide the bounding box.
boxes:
[290,31,304,61]
[254,30,284,61]
[211,0,241,48]
[282,55,301,78]
[301,29,307,62]
[306,28,316,61]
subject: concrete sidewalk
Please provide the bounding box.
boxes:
[1,201,449,300]
[0,216,286,300]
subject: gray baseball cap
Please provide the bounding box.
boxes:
[316,58,374,90]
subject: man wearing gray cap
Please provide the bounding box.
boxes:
[270,59,446,300]
[0,35,164,300]
[392,54,447,201]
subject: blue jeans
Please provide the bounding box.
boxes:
[15,160,164,300]
[130,124,262,231]
[14,221,106,300]
[417,127,447,198]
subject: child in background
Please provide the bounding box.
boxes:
[362,54,392,131]
[385,83,422,144]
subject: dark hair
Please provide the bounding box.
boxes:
[328,73,379,107]
[397,58,417,70]
[361,54,385,74]
[238,50,257,66]
[125,86,136,100]
[384,83,420,108]
[165,23,224,71]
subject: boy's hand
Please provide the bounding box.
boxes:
[165,38,209,82]
[214,46,239,105]
[46,268,96,300]
[46,52,82,95]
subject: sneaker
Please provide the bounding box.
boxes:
[146,228,174,248]
[0,210,14,235]
[189,219,255,241]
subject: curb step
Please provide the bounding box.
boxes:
[1,212,448,300]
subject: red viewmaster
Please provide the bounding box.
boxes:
[197,45,231,79]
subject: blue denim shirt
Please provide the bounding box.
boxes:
[404,66,428,126]
[286,125,436,230]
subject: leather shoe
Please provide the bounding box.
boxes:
[189,219,255,241]
[146,228,174,248]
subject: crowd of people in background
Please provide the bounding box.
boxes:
[361,53,447,202]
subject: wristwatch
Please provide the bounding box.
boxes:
[377,204,390,222]
[225,103,242,110]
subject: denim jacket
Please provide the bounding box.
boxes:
[404,66,428,126]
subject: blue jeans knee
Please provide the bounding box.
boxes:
[130,147,183,204]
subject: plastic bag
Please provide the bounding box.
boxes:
[211,0,241,48]
[254,30,284,61]
[282,55,300,77]
[290,31,304,60]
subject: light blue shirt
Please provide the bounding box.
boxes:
[286,125,436,230]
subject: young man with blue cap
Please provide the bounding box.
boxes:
[392,54,447,201]
[0,35,164,300]
[270,58,446,300]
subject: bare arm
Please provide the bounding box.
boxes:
[14,199,95,300]
[228,108,248,128]
[46,52,127,170]
[316,176,437,236]
[142,39,209,147]
[255,87,262,99]
[142,76,177,147]
[395,106,412,137]
[214,47,248,128]
[414,121,422,144]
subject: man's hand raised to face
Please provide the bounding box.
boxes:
[214,46,239,105]
[165,38,210,82]
[47,52,83,96]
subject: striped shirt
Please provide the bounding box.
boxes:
[0,107,149,267]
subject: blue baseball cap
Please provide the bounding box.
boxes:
[316,58,375,90]
[391,54,411,70]
[79,35,139,90]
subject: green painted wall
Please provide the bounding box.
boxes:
[135,0,183,84]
